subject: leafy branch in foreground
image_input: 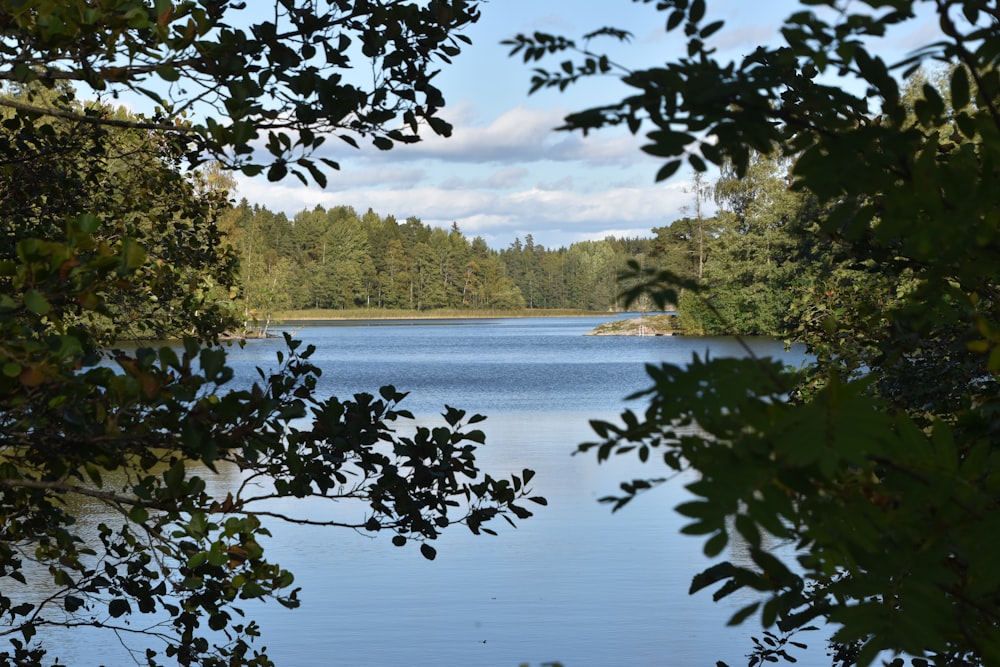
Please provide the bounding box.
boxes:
[513,0,1000,665]
[0,195,544,662]
[0,2,545,662]
[0,0,483,185]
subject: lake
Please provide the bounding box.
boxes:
[44,317,830,666]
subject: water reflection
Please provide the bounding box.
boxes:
[18,318,826,666]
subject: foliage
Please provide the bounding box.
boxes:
[679,151,817,336]
[0,83,239,341]
[0,0,483,185]
[510,1,1000,665]
[220,202,671,322]
[649,216,710,286]
[0,3,547,665]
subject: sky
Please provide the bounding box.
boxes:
[232,0,938,250]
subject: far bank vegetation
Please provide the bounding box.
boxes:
[227,149,810,341]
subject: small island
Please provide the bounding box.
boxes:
[587,314,680,336]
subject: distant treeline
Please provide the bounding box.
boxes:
[223,148,831,339]
[220,201,667,332]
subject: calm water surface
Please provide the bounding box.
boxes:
[53,317,832,666]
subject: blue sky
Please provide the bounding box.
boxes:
[234,0,937,250]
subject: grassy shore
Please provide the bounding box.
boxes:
[272,308,612,321]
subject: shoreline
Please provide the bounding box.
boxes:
[237,310,681,338]
[585,314,680,336]
[269,309,631,323]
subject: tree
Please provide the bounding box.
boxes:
[0,83,239,341]
[220,200,295,336]
[411,241,449,310]
[509,1,1000,665]
[380,238,413,308]
[683,169,713,282]
[0,0,481,185]
[679,151,812,335]
[0,3,545,665]
[650,216,712,287]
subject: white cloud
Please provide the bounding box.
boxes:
[537,175,575,191]
[234,166,425,198]
[238,178,693,248]
[439,167,530,190]
[328,106,648,168]
[579,227,664,243]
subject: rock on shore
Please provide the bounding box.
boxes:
[586,314,679,336]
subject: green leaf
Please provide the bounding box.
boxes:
[734,514,761,548]
[11,603,34,617]
[267,162,287,181]
[76,214,100,234]
[654,160,681,182]
[23,290,50,315]
[155,65,181,81]
[689,0,706,23]
[689,562,739,595]
[199,348,227,380]
[108,599,130,618]
[666,9,685,31]
[703,530,728,557]
[728,601,760,626]
[120,239,147,270]
[186,552,207,568]
[83,463,103,488]
[164,460,185,490]
[700,20,724,39]
[951,66,970,110]
[129,505,149,523]
[675,500,712,519]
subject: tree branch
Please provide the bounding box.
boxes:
[0,98,197,134]
[0,477,167,510]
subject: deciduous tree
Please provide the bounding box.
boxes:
[509,1,1000,664]
[0,0,482,185]
[0,3,545,665]
[679,151,812,335]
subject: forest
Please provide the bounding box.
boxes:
[225,199,660,324]
[0,84,834,344]
[221,145,827,343]
[0,3,549,665]
[4,0,1000,666]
